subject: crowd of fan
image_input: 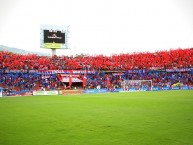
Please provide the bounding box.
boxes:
[0,70,192,93]
[0,48,192,93]
[0,73,61,92]
[86,71,192,89]
[0,48,192,71]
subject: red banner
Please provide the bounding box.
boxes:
[69,70,72,86]
[83,73,87,88]
[106,75,110,87]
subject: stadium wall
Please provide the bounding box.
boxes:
[1,86,193,97]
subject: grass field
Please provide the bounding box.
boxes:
[0,90,193,145]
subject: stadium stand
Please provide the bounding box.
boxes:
[0,48,192,70]
[0,48,192,95]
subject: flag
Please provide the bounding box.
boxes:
[119,74,122,88]
[106,75,110,87]
[57,74,61,81]
[82,73,87,88]
[69,70,72,86]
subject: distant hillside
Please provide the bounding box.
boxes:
[0,45,49,56]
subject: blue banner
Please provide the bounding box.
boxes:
[181,86,190,90]
[98,89,108,93]
[166,68,192,72]
[84,89,108,94]
[116,88,124,92]
[171,86,180,90]
[140,87,149,91]
[162,87,171,90]
[152,87,161,91]
[111,88,124,92]
[128,88,138,92]
[127,69,146,74]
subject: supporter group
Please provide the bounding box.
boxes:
[0,48,192,95]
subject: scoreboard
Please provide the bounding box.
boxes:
[40,25,68,49]
[44,29,65,43]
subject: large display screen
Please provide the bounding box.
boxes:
[40,25,68,49]
[44,30,65,43]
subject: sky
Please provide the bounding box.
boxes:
[0,0,193,56]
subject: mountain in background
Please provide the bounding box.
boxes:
[0,45,49,56]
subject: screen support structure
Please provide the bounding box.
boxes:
[52,48,56,56]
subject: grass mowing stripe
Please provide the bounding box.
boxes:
[0,90,193,145]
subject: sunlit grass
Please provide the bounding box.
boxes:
[0,90,193,145]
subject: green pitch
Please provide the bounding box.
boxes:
[0,90,193,145]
